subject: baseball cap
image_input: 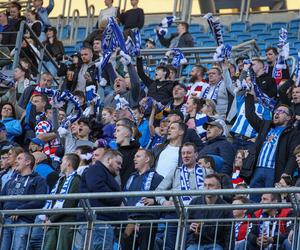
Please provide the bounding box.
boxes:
[30,138,44,147]
[45,26,57,34]
[145,38,156,46]
[0,122,6,132]
[203,120,224,132]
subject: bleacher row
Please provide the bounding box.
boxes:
[61,18,300,61]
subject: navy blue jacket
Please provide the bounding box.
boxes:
[0,172,48,222]
[198,135,235,176]
[78,161,125,221]
[186,195,234,250]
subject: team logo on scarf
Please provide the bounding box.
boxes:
[275,28,289,70]
[203,13,224,46]
[157,16,176,36]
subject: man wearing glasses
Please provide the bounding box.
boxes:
[245,88,300,202]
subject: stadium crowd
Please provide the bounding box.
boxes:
[0,0,300,250]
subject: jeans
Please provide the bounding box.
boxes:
[73,223,114,250]
[250,167,275,202]
[234,240,246,250]
[186,243,223,250]
[0,218,30,250]
[29,216,45,250]
[163,213,178,250]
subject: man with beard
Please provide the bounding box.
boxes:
[186,64,209,98]
[264,46,290,86]
[245,88,300,202]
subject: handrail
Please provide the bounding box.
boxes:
[57,14,65,41]
[86,4,95,38]
[69,9,80,44]
[12,21,60,86]
[66,0,73,25]
[0,187,299,201]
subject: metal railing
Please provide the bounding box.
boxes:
[85,4,95,38]
[12,21,60,85]
[0,188,299,250]
[69,9,80,44]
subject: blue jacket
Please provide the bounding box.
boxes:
[78,161,125,221]
[199,135,235,176]
[0,172,48,222]
[0,118,22,141]
[138,118,151,148]
[36,0,54,29]
[125,170,163,205]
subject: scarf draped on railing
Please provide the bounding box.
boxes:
[36,87,82,128]
[157,16,176,36]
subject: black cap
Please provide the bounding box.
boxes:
[145,38,156,46]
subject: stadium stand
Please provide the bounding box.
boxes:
[0,0,299,249]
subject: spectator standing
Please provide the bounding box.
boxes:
[186,64,208,98]
[74,150,125,250]
[245,91,300,202]
[26,10,42,39]
[120,0,144,37]
[33,0,54,32]
[97,0,120,27]
[157,21,194,48]
[0,152,47,250]
[42,154,81,250]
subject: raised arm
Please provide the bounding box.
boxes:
[244,93,263,133]
[136,56,153,88]
[127,63,141,103]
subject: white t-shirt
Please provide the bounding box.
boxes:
[155,145,180,177]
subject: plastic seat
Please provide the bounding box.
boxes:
[293,41,300,49]
[202,40,216,47]
[289,19,300,29]
[270,22,288,32]
[249,23,269,32]
[230,22,247,32]
[76,27,87,41]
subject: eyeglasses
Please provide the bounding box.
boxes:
[274,109,290,116]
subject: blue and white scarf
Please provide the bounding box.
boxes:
[202,80,223,103]
[114,94,138,125]
[295,51,300,87]
[203,13,223,46]
[125,28,141,57]
[275,28,289,71]
[0,71,14,88]
[249,67,277,111]
[125,170,155,206]
[213,44,232,62]
[171,48,187,68]
[180,164,204,204]
[39,171,77,220]
[157,16,176,36]
[36,87,82,128]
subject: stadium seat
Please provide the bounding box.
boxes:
[236,34,253,42]
[255,32,273,41]
[293,41,300,49]
[249,22,269,32]
[270,22,288,32]
[76,27,87,41]
[64,46,77,55]
[264,37,278,45]
[230,22,247,32]
[202,40,216,47]
[229,30,244,37]
[289,19,300,29]
[189,24,204,33]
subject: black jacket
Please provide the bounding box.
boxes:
[245,94,300,183]
[137,57,175,105]
[118,141,140,188]
[256,73,277,98]
[199,135,235,176]
[186,195,234,250]
[157,31,194,48]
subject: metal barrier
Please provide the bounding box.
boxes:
[12,21,60,86]
[86,5,95,38]
[0,188,299,250]
[69,9,80,44]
